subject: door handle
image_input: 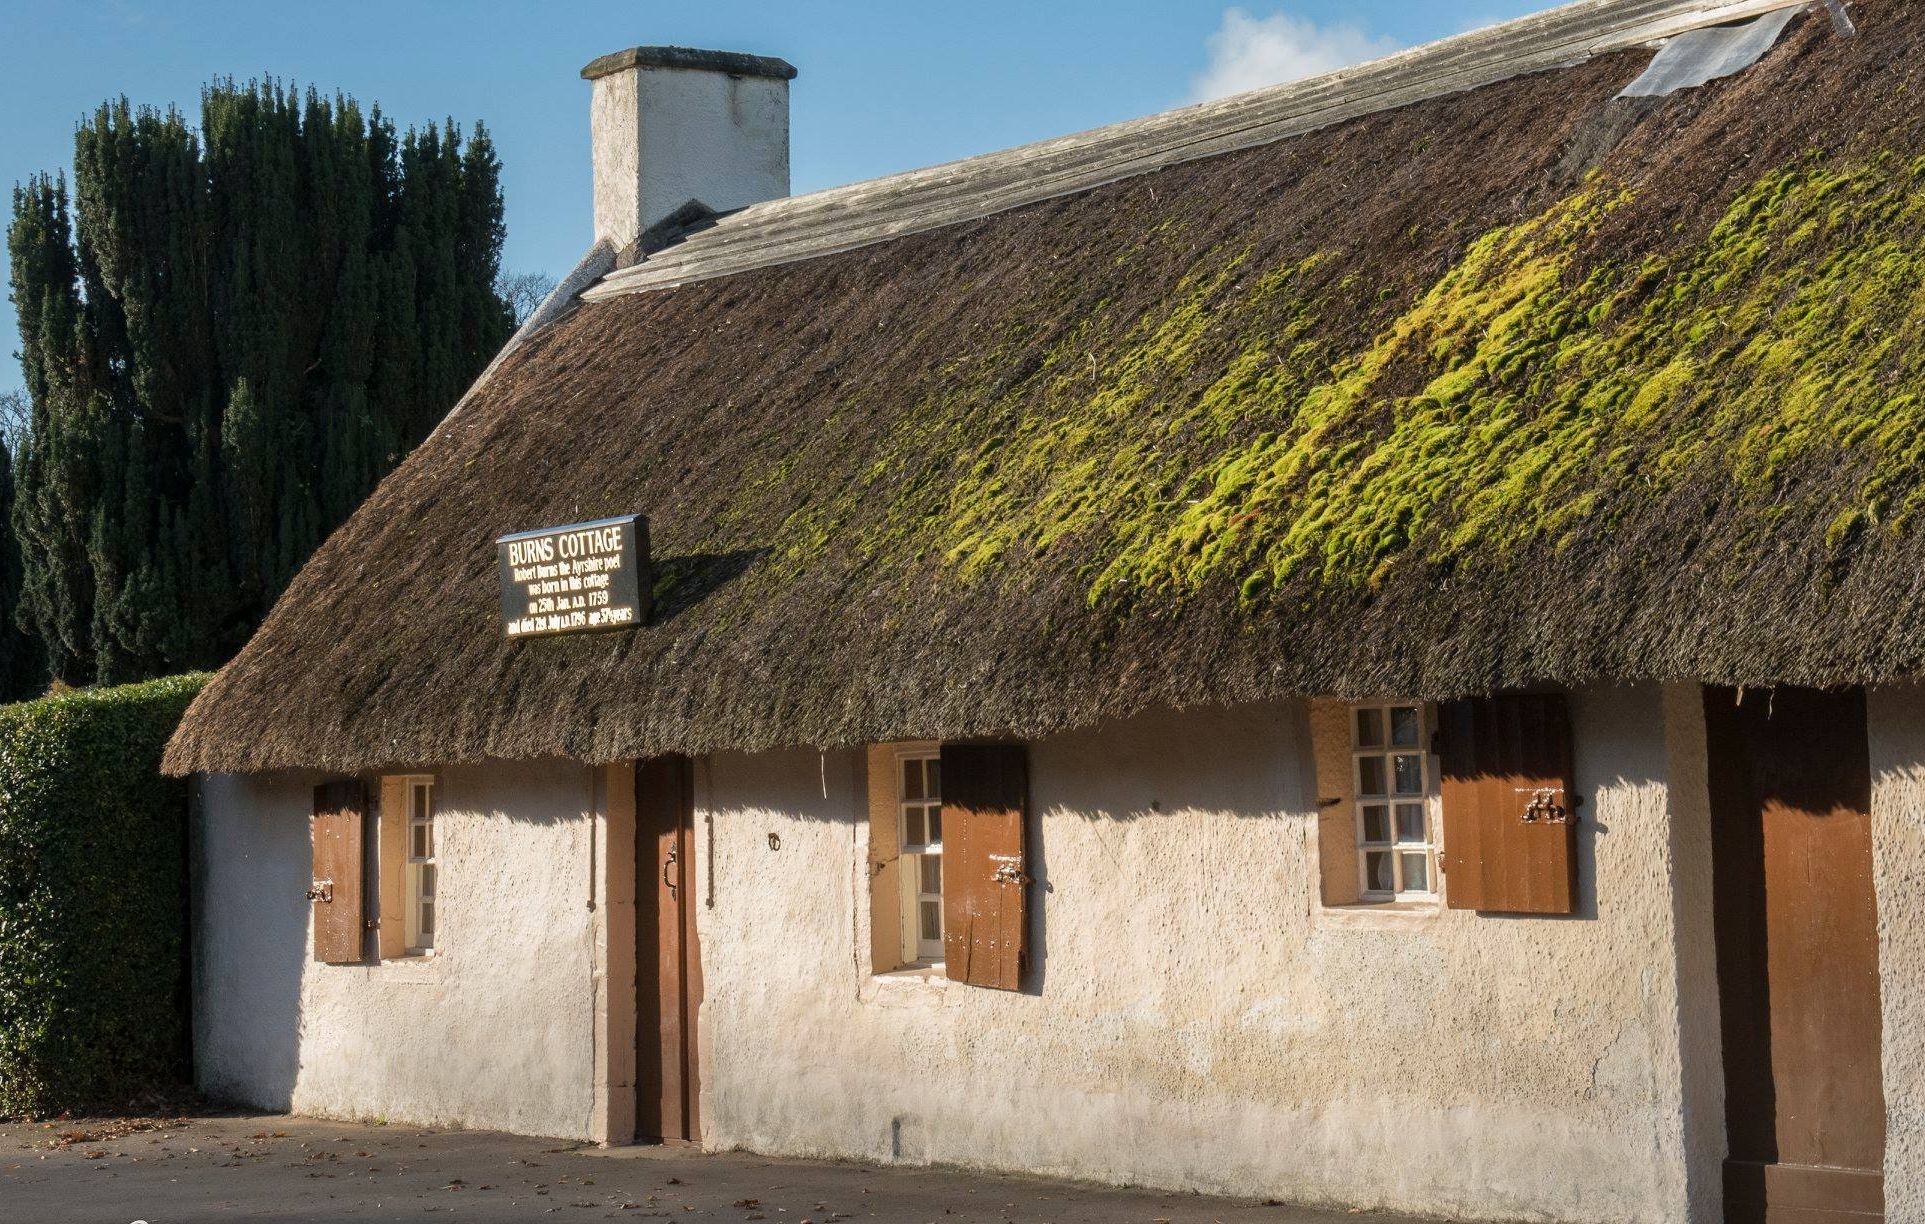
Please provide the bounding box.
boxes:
[663,845,679,898]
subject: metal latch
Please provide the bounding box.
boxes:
[990,858,1031,886]
[1516,787,1573,825]
[306,878,334,904]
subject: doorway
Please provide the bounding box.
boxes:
[635,755,702,1145]
[1706,686,1884,1222]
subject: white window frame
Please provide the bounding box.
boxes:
[401,775,437,953]
[895,748,944,965]
[1351,702,1439,902]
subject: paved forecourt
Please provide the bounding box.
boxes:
[0,1112,1432,1223]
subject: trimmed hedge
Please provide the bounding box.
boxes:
[0,674,208,1116]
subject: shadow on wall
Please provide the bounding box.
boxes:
[1024,790,1051,999]
[1032,702,1304,824]
[194,773,314,1110]
[195,761,602,1132]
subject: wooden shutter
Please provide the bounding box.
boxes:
[1438,693,1578,915]
[939,743,1029,991]
[310,779,368,963]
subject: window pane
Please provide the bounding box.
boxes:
[1355,708,1384,748]
[1395,803,1426,844]
[927,759,940,801]
[1390,706,1420,747]
[919,900,942,943]
[419,864,435,899]
[412,824,427,858]
[903,807,925,846]
[1365,851,1394,894]
[1357,756,1387,797]
[1401,853,1430,893]
[1393,754,1424,796]
[902,758,924,801]
[927,804,942,844]
[1361,805,1390,844]
[420,902,434,938]
[920,854,942,894]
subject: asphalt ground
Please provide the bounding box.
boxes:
[0,1112,1433,1224]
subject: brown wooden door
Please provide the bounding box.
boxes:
[636,755,702,1145]
[1706,686,1885,1223]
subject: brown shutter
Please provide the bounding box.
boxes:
[939,743,1029,991]
[310,779,368,963]
[1438,693,1578,915]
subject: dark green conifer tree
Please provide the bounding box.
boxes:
[6,81,513,687]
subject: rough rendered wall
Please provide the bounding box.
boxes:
[1868,687,1925,1219]
[193,761,600,1139]
[697,689,1696,1222]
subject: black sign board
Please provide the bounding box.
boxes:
[497,515,649,639]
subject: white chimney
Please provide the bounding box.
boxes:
[581,46,797,257]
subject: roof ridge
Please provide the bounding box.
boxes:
[583,0,1815,301]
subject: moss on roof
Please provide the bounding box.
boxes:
[167,3,1925,775]
[1101,153,1925,600]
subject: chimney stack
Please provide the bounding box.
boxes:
[581,46,797,257]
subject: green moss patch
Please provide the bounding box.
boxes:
[878,153,1925,610]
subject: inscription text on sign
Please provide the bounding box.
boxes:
[497,515,649,638]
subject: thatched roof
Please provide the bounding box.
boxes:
[166,0,1925,776]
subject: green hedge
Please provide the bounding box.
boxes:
[0,674,208,1116]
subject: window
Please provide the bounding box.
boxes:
[1314,694,1582,915]
[865,742,1030,989]
[373,773,440,959]
[1350,702,1437,901]
[405,777,437,951]
[898,753,944,964]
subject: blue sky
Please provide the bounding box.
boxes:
[0,0,1545,395]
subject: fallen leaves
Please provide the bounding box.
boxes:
[40,1117,187,1150]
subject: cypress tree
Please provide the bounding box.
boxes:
[6,80,514,687]
[8,176,100,685]
[0,436,43,697]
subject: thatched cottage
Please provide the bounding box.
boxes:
[166,0,1925,1219]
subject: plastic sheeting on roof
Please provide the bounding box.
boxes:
[1619,5,1806,97]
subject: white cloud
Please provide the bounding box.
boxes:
[1191,8,1404,103]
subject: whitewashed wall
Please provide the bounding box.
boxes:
[697,688,1709,1222]
[193,760,603,1140]
[189,687,1760,1219]
[1869,686,1925,1219]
